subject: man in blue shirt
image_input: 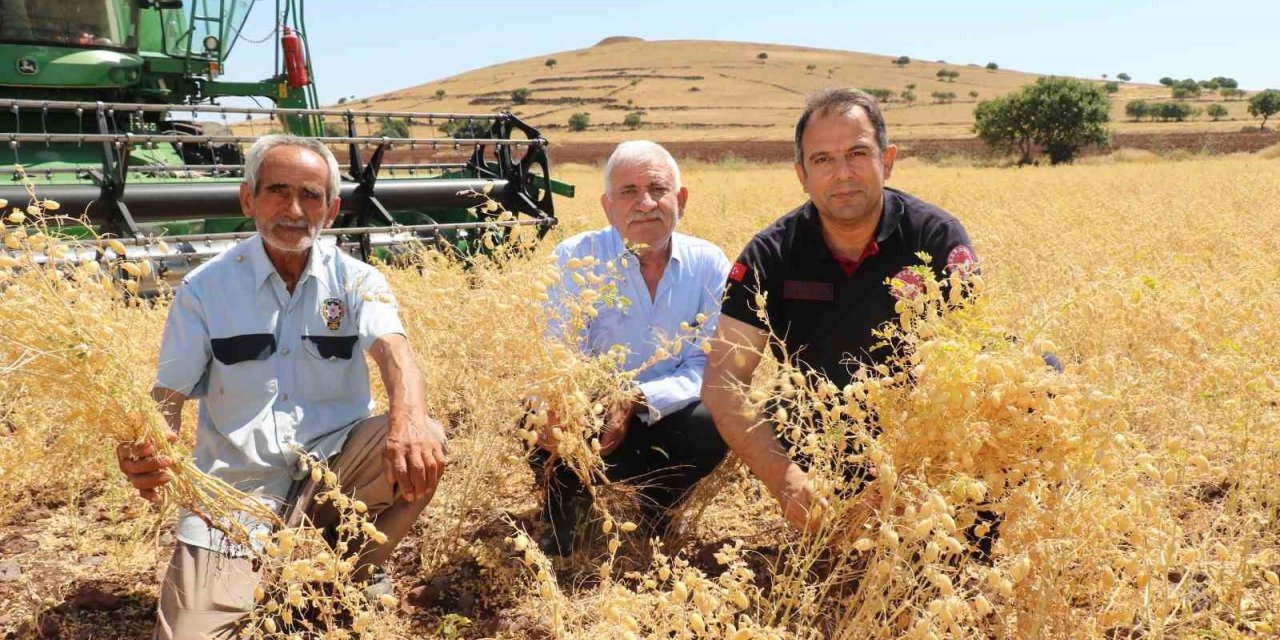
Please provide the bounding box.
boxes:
[531,140,731,555]
[114,135,447,638]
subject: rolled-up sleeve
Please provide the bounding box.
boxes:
[637,250,731,424]
[354,269,405,352]
[155,284,211,396]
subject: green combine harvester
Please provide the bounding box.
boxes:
[0,0,573,293]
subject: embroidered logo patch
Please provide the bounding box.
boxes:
[946,244,978,277]
[782,280,835,302]
[321,297,346,332]
[889,268,926,300]
[728,262,747,283]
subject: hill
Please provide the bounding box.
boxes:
[340,39,1261,144]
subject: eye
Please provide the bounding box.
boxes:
[301,188,323,200]
[619,186,638,197]
[811,156,829,165]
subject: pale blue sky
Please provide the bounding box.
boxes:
[225,0,1279,104]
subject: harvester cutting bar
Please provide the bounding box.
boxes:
[4,133,538,148]
[7,163,470,179]
[0,179,513,223]
[1,99,506,124]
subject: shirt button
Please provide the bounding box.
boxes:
[235,255,243,262]
[281,347,290,356]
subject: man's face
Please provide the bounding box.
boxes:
[601,157,688,254]
[239,145,340,256]
[794,106,897,227]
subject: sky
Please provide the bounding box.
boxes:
[221,0,1280,105]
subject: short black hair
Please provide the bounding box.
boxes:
[794,88,890,165]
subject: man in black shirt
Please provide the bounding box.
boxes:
[702,88,978,532]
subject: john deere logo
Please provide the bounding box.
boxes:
[16,58,37,75]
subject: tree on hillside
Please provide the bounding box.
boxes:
[545,58,557,69]
[862,87,893,102]
[1159,77,1174,87]
[440,118,491,139]
[511,87,532,104]
[936,69,959,82]
[900,90,917,106]
[1206,103,1228,121]
[1247,89,1280,129]
[974,76,1111,165]
[757,52,769,62]
[893,55,910,67]
[1220,88,1246,101]
[623,111,644,129]
[376,116,410,138]
[1104,81,1120,94]
[986,62,998,71]
[567,112,590,131]
[1212,77,1238,90]
[435,89,446,100]
[1117,73,1131,82]
[806,63,817,73]
[1125,99,1150,121]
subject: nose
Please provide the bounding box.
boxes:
[636,189,658,210]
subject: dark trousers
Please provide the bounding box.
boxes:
[528,400,727,530]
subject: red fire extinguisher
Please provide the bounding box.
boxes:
[281,25,309,88]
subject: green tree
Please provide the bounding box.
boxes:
[1220,88,1246,101]
[862,87,893,102]
[623,111,644,129]
[376,116,410,138]
[900,90,916,106]
[567,112,590,131]
[1212,76,1238,90]
[1104,81,1120,94]
[439,118,491,139]
[1171,85,1200,100]
[435,89,446,100]
[1247,89,1280,129]
[974,76,1111,165]
[1206,103,1228,121]
[894,55,911,66]
[1151,102,1194,122]
[1125,99,1150,121]
[986,62,998,71]
[968,90,979,99]
[336,96,347,105]
[757,52,768,61]
[936,69,959,82]
[511,87,532,104]
[1159,77,1175,87]
[545,58,557,69]
[1116,73,1131,82]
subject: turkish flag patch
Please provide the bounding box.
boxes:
[728,262,747,283]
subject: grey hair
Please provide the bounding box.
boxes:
[794,88,890,165]
[603,140,682,194]
[243,134,342,203]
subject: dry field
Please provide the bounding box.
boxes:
[331,38,1267,142]
[2,152,1280,639]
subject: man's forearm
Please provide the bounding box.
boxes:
[702,383,799,498]
[374,336,426,422]
[150,387,187,434]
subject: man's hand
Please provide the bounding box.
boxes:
[116,431,178,503]
[599,390,643,456]
[382,413,447,504]
[776,464,830,534]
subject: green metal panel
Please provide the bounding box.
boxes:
[0,44,142,88]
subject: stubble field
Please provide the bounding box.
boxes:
[1,154,1278,639]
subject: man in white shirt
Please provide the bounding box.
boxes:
[114,135,447,639]
[531,141,730,555]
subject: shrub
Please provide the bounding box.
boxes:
[1116,73,1131,82]
[1125,99,1150,121]
[1104,81,1120,94]
[511,88,532,105]
[623,111,643,129]
[1206,103,1228,121]
[435,89,446,100]
[757,52,768,61]
[893,55,910,66]
[545,58,557,69]
[986,62,998,71]
[567,112,590,132]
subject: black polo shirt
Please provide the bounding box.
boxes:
[721,187,975,388]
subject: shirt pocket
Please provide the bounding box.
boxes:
[299,334,359,402]
[207,334,277,432]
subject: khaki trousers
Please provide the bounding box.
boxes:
[154,414,442,639]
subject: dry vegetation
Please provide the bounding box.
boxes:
[330,39,1264,142]
[2,153,1280,638]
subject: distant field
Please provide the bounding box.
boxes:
[331,38,1267,142]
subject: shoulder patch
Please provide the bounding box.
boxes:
[728,262,747,283]
[946,244,978,276]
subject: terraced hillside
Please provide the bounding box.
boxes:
[338,38,1263,143]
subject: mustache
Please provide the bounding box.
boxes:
[626,209,674,224]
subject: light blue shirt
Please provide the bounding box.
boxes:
[155,235,404,554]
[549,226,731,423]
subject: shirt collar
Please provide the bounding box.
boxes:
[801,187,906,245]
[248,234,331,289]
